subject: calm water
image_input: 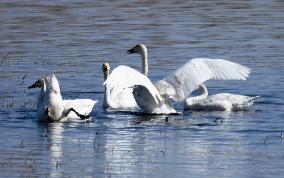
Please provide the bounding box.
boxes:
[1,0,284,177]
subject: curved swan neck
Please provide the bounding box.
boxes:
[41,80,46,94]
[185,83,209,106]
[38,81,47,107]
[198,83,208,99]
[142,52,148,77]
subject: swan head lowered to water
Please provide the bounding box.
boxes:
[184,84,209,106]
[127,44,148,76]
[184,83,259,111]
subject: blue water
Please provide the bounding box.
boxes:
[0,0,284,177]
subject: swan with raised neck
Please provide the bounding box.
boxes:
[102,63,111,108]
[102,63,110,81]
[127,44,148,77]
[102,63,139,110]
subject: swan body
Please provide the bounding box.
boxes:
[29,74,97,122]
[122,44,251,114]
[184,84,259,111]
[104,65,177,114]
[102,63,139,110]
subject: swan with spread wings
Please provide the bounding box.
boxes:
[102,63,139,110]
[104,44,250,114]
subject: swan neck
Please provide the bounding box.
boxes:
[42,81,46,92]
[141,48,148,76]
[41,80,47,96]
[185,84,209,106]
[198,84,208,100]
[104,70,109,81]
[103,71,110,107]
[103,85,111,108]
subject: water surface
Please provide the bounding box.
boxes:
[0,0,284,177]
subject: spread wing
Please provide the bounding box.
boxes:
[155,58,251,101]
[104,65,162,105]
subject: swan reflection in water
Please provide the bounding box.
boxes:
[45,123,64,177]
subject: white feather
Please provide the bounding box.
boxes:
[30,74,97,122]
[63,99,97,119]
[104,65,176,114]
[155,58,251,101]
[184,84,259,111]
[46,74,64,120]
[103,63,139,110]
[185,93,259,111]
[104,65,162,105]
[112,44,253,114]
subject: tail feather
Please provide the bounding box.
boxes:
[232,96,260,111]
[242,96,260,108]
[247,96,260,105]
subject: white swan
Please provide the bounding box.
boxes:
[28,74,97,122]
[105,44,250,114]
[104,65,176,114]
[184,83,259,111]
[102,63,138,110]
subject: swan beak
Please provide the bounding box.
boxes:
[127,49,134,54]
[28,80,42,89]
[28,84,36,89]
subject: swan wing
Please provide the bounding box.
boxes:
[132,85,162,112]
[104,65,162,105]
[63,99,97,118]
[133,85,178,114]
[155,58,251,101]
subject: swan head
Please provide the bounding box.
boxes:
[28,78,45,89]
[29,75,60,94]
[102,63,110,73]
[102,63,110,80]
[127,44,147,55]
[185,98,197,106]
